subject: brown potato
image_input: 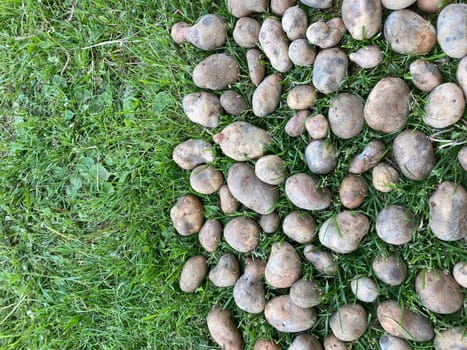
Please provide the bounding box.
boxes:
[423,83,465,128]
[290,278,322,308]
[300,0,332,8]
[289,39,317,67]
[179,255,208,293]
[259,19,292,73]
[364,78,410,133]
[209,253,240,287]
[417,0,451,13]
[282,211,317,244]
[429,182,467,241]
[285,173,332,210]
[247,49,266,86]
[214,122,271,161]
[252,74,282,117]
[287,85,317,110]
[306,17,346,49]
[305,139,337,174]
[376,205,416,245]
[349,45,384,69]
[285,110,310,137]
[324,335,349,350]
[172,139,214,170]
[328,93,364,139]
[373,255,407,286]
[393,130,435,181]
[342,0,382,40]
[271,0,296,15]
[415,269,463,314]
[182,92,222,128]
[459,146,467,171]
[282,6,308,40]
[171,14,227,51]
[350,277,379,303]
[224,217,260,253]
[339,175,368,209]
[220,90,248,116]
[265,242,302,288]
[304,245,338,275]
[437,4,467,58]
[219,185,240,214]
[255,155,288,185]
[384,10,437,55]
[409,59,442,92]
[434,327,467,350]
[305,114,329,140]
[265,295,317,333]
[199,220,222,253]
[379,334,412,350]
[289,334,323,350]
[453,262,467,288]
[330,304,368,341]
[227,162,280,215]
[318,211,370,254]
[312,48,348,94]
[227,0,268,17]
[457,56,467,99]
[193,53,240,90]
[233,258,266,314]
[170,195,204,236]
[190,164,224,194]
[255,339,281,350]
[259,212,281,234]
[233,17,260,48]
[372,163,400,192]
[377,300,434,342]
[207,307,243,350]
[349,140,386,174]
[382,0,416,9]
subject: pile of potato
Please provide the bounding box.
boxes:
[170,0,466,349]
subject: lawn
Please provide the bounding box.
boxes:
[0,0,465,349]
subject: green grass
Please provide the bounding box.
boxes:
[0,0,465,349]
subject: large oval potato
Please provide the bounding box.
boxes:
[282,6,308,40]
[328,93,364,139]
[437,4,467,58]
[173,139,214,170]
[179,255,208,293]
[259,19,292,73]
[423,83,465,128]
[342,0,382,40]
[312,48,348,94]
[207,307,243,350]
[265,242,302,288]
[265,295,317,333]
[252,74,282,117]
[220,90,248,116]
[193,53,240,90]
[182,92,223,128]
[376,205,416,245]
[285,173,332,210]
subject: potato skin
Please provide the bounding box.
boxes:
[410,59,442,92]
[324,335,350,350]
[375,205,416,245]
[342,0,382,40]
[349,140,386,174]
[437,4,467,58]
[207,307,243,350]
[312,48,348,94]
[233,258,266,314]
[265,295,317,333]
[233,17,260,48]
[247,49,266,86]
[349,45,383,69]
[199,219,222,253]
[289,39,317,67]
[252,74,282,117]
[285,173,331,210]
[283,211,317,244]
[328,93,364,139]
[289,334,323,350]
[339,175,368,209]
[306,17,345,49]
[254,339,281,350]
[227,0,268,17]
[329,304,368,341]
[350,277,379,303]
[304,245,338,276]
[271,0,296,15]
[285,110,310,137]
[372,163,399,193]
[305,139,337,174]
[224,217,260,253]
[434,327,467,350]
[172,139,214,170]
[170,195,204,236]
[179,255,208,293]
[453,262,467,288]
[259,19,292,73]
[209,253,240,287]
[265,242,302,288]
[282,6,308,41]
[193,53,240,90]
[423,83,465,128]
[372,255,407,286]
[379,334,412,350]
[417,0,451,13]
[189,164,224,195]
[219,185,240,214]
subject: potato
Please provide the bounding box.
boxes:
[306,114,329,140]
[423,83,465,128]
[227,0,269,17]
[209,253,240,287]
[199,219,222,253]
[350,277,379,303]
[182,92,223,128]
[409,59,442,92]
[227,162,280,215]
[379,334,412,350]
[285,173,332,210]
[171,14,227,51]
[319,211,370,254]
[247,49,266,86]
[376,205,416,245]
[265,242,302,288]
[265,295,317,333]
[207,307,243,350]
[459,146,467,171]
[330,304,368,341]
[305,139,337,174]
[312,48,348,94]
[179,255,208,293]
[306,18,346,49]
[289,39,317,67]
[233,258,266,313]
[453,262,467,288]
[372,255,407,286]
[434,327,467,350]
[285,110,310,137]
[323,335,349,350]
[224,217,260,253]
[214,122,271,161]
[220,90,248,116]
[255,339,281,350]
[252,74,282,117]
[349,140,386,174]
[339,175,368,209]
[381,0,415,9]
[364,78,410,133]
[287,85,317,110]
[384,10,436,55]
[289,334,323,350]
[290,278,322,308]
[190,164,224,194]
[193,53,240,90]
[304,245,338,275]
[417,0,451,13]
[233,17,261,48]
[328,93,364,139]
[255,155,288,185]
[393,129,435,181]
[415,269,463,314]
[259,19,292,73]
[372,163,400,192]
[349,45,383,69]
[173,139,214,170]
[376,300,434,342]
[170,195,204,236]
[272,0,296,15]
[342,0,382,40]
[437,4,467,58]
[219,185,240,214]
[300,0,332,8]
[457,56,467,99]
[282,6,308,40]
[259,212,281,233]
[283,211,317,244]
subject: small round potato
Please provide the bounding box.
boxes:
[350,277,379,303]
[330,304,368,341]
[382,0,416,9]
[255,155,288,185]
[453,262,467,288]
[265,242,302,288]
[285,173,332,210]
[282,6,308,40]
[233,17,260,48]
[289,39,317,67]
[172,139,214,170]
[170,195,204,236]
[220,90,248,116]
[305,114,329,140]
[376,205,416,245]
[434,327,467,350]
[305,139,337,174]
[193,53,240,90]
[339,175,368,209]
[252,74,282,117]
[328,93,364,139]
[259,212,281,234]
[227,0,268,17]
[289,334,323,350]
[265,295,317,333]
[349,45,383,69]
[349,140,386,174]
[306,17,346,49]
[247,49,266,86]
[379,334,412,350]
[259,18,292,73]
[437,4,467,58]
[254,339,281,350]
[233,258,266,314]
[304,245,338,275]
[372,255,407,286]
[282,211,317,244]
[285,110,310,137]
[287,85,317,110]
[271,0,296,15]
[342,0,382,40]
[224,216,260,253]
[190,164,224,194]
[199,219,222,253]
[312,48,348,94]
[410,59,442,92]
[323,335,349,350]
[182,92,223,128]
[207,307,243,350]
[290,278,322,308]
[372,163,400,192]
[209,253,240,287]
[219,185,240,214]
[423,83,465,128]
[179,255,208,293]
